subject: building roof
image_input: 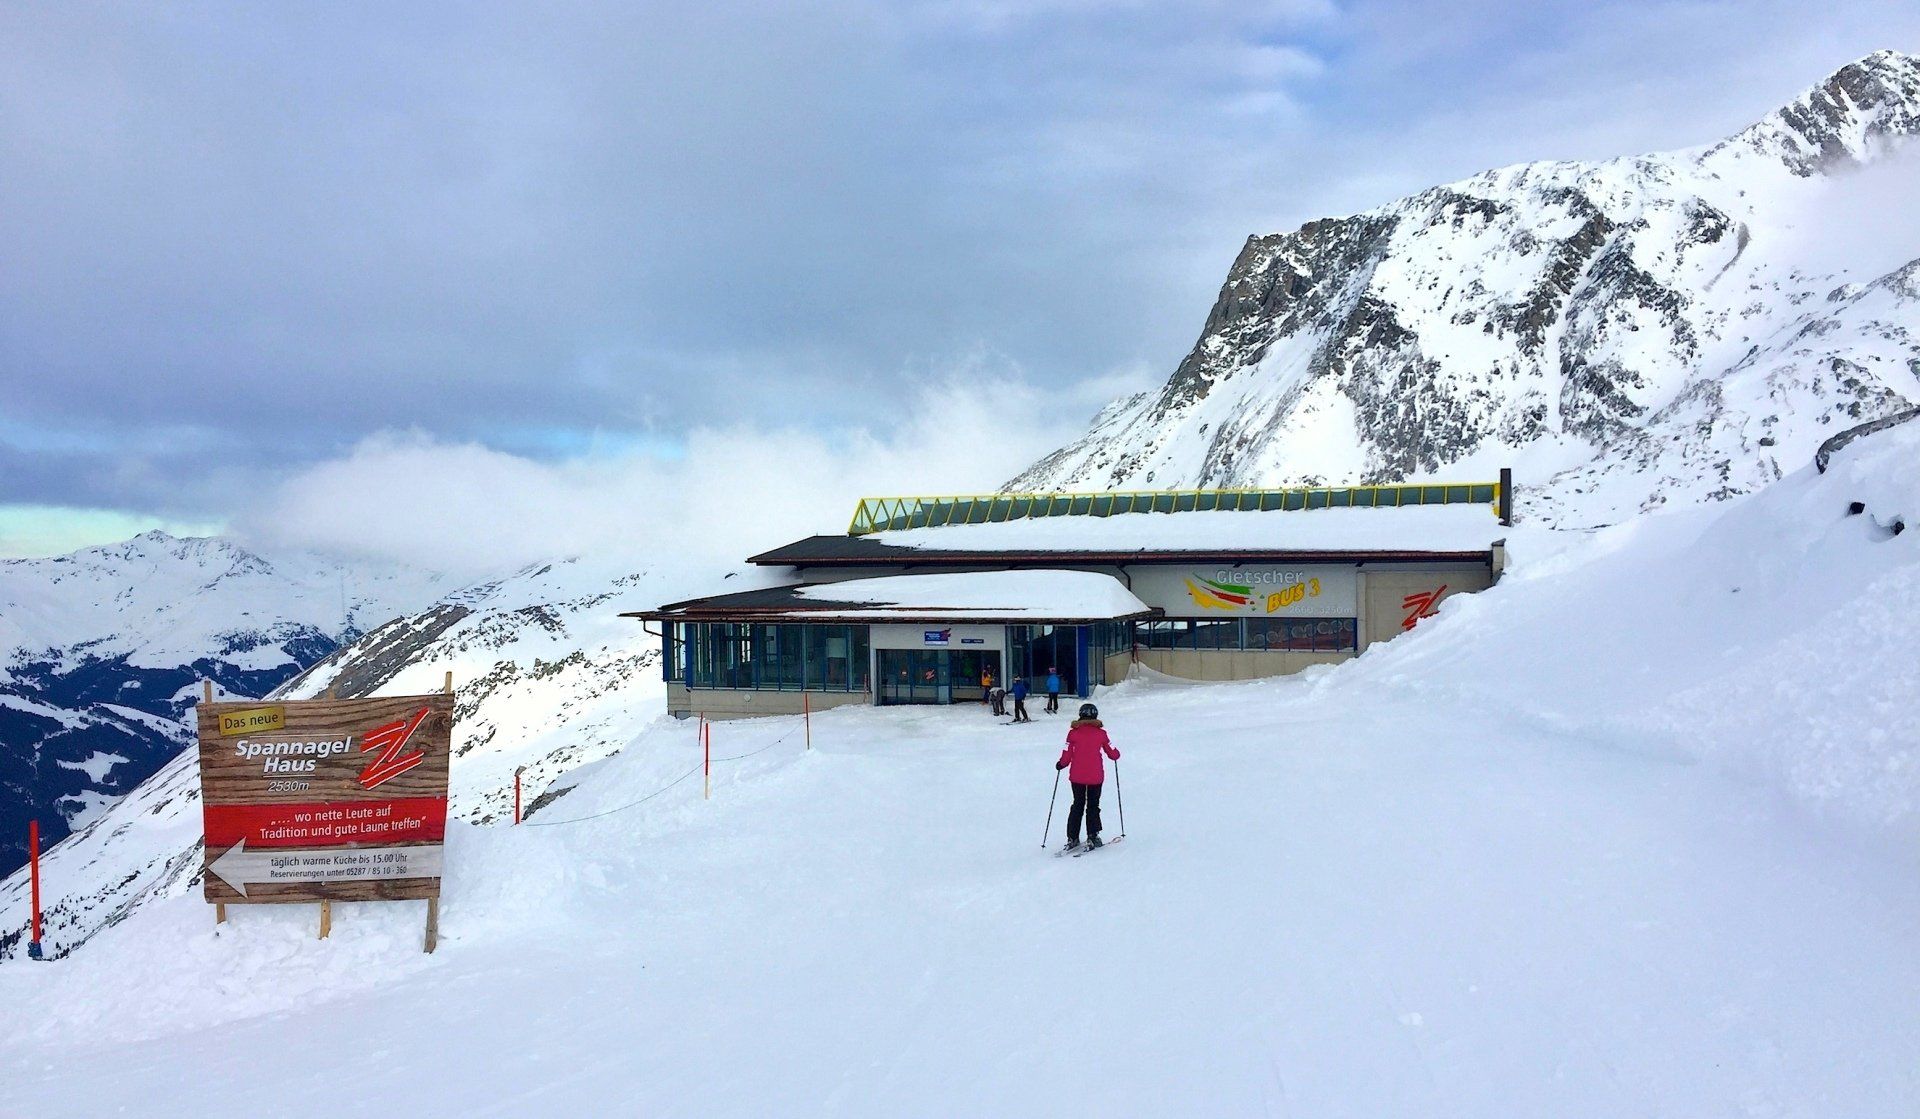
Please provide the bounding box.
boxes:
[633,570,1156,625]
[845,481,1502,535]
[751,505,1504,567]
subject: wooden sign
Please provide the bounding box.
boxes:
[196,692,454,906]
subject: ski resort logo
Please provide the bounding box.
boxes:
[1400,585,1448,631]
[923,628,952,646]
[1186,574,1323,614]
[1186,575,1255,611]
[357,706,432,790]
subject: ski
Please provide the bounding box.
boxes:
[1072,836,1124,857]
[1052,843,1084,857]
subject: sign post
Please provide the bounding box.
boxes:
[27,819,42,960]
[196,688,455,953]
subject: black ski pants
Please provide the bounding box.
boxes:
[1067,781,1104,842]
[1046,690,1061,714]
[1013,696,1030,722]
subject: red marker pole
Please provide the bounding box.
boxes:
[804,692,812,751]
[513,767,523,825]
[703,721,712,800]
[28,820,44,960]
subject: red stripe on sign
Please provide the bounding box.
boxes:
[203,799,448,848]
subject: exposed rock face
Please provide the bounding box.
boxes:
[1010,51,1920,525]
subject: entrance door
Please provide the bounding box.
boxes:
[1014,625,1083,698]
[876,649,999,705]
[948,650,1001,703]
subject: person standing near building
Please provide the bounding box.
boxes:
[1045,667,1063,714]
[980,667,995,706]
[1010,676,1032,723]
[1055,702,1120,850]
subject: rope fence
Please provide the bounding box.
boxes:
[523,721,805,828]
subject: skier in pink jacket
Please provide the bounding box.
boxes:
[1056,703,1120,850]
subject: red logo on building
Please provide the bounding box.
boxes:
[358,706,432,790]
[1400,585,1449,631]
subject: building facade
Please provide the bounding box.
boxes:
[635,480,1511,720]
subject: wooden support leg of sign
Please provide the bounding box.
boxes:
[319,900,332,939]
[429,672,451,953]
[204,678,219,932]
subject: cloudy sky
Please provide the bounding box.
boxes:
[2,1,1915,568]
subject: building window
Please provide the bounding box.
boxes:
[849,627,870,691]
[1143,620,1191,649]
[1192,618,1241,651]
[664,623,685,682]
[678,622,871,693]
[1085,620,1131,686]
[1245,617,1357,653]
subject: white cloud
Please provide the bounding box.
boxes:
[237,372,1099,579]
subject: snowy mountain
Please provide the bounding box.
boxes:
[1011,50,1920,525]
[0,532,450,876]
[0,551,739,959]
[278,557,682,823]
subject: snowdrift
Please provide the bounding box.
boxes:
[1335,416,1919,840]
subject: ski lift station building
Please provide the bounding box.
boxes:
[633,475,1513,720]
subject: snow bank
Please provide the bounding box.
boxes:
[1331,419,1920,841]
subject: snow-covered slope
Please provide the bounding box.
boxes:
[1337,409,1920,835]
[0,532,450,877]
[279,557,684,823]
[2,415,1916,1115]
[0,552,779,958]
[1012,51,1920,526]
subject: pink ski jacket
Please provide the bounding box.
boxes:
[1058,719,1120,784]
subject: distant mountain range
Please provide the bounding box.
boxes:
[0,548,688,958]
[1011,50,1920,525]
[0,532,450,876]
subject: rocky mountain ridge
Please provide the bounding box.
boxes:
[1010,50,1920,524]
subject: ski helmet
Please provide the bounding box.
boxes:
[1078,702,1099,720]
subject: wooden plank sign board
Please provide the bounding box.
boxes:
[197,693,454,905]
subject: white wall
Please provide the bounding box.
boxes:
[869,623,1008,651]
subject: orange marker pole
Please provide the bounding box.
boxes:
[804,692,812,751]
[28,820,44,960]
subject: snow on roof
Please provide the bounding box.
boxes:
[867,503,1504,554]
[793,570,1147,618]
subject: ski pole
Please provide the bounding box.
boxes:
[1113,757,1126,838]
[1041,767,1062,847]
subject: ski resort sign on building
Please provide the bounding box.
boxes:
[196,693,454,905]
[1129,565,1360,617]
